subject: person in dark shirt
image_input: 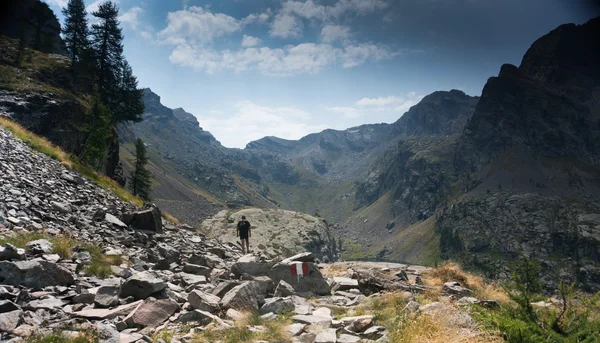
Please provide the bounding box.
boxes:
[237,215,251,254]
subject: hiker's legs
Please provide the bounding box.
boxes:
[241,238,248,254]
[246,238,250,253]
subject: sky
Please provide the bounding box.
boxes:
[43,0,599,148]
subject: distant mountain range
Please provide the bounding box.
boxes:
[120,16,600,291]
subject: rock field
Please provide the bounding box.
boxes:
[0,126,490,342]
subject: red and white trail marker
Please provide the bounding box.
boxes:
[290,262,308,280]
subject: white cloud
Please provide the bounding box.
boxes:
[43,0,68,8]
[140,31,153,41]
[241,9,272,26]
[328,92,423,118]
[270,14,303,38]
[157,6,240,46]
[241,35,262,47]
[199,101,327,148]
[356,96,402,107]
[325,106,362,118]
[341,43,396,68]
[86,0,119,14]
[167,43,395,76]
[119,6,144,30]
[321,25,350,43]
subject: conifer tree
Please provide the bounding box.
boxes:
[82,95,112,168]
[130,138,152,201]
[62,0,89,66]
[116,59,144,122]
[90,1,123,105]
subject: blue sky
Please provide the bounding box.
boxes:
[44,0,599,148]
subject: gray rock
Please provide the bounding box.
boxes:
[274,280,295,297]
[253,275,275,294]
[220,281,260,311]
[95,279,122,308]
[72,293,95,304]
[129,206,162,233]
[158,243,180,264]
[269,262,330,295]
[0,260,75,288]
[212,281,240,298]
[182,263,211,276]
[260,297,294,315]
[120,271,167,299]
[94,323,120,343]
[287,323,306,336]
[26,297,66,310]
[338,334,360,343]
[281,252,315,264]
[179,273,207,286]
[315,328,337,343]
[0,243,26,261]
[443,282,472,296]
[0,300,20,313]
[105,213,127,228]
[188,290,220,313]
[26,239,54,255]
[331,277,359,292]
[0,309,23,332]
[124,297,179,328]
[51,201,72,213]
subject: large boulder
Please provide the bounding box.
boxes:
[220,281,261,311]
[269,262,330,296]
[120,271,166,299]
[95,279,122,308]
[25,239,54,255]
[0,244,25,261]
[260,297,294,315]
[0,260,75,288]
[124,298,179,328]
[127,206,162,233]
[188,290,220,313]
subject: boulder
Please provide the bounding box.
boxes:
[129,206,162,233]
[269,262,330,295]
[220,281,260,311]
[0,309,23,332]
[179,272,207,286]
[188,290,220,313]
[212,281,240,298]
[443,282,472,296]
[0,300,20,313]
[260,297,294,315]
[281,252,315,264]
[25,239,54,255]
[183,263,211,276]
[0,260,75,288]
[315,328,337,343]
[72,300,143,320]
[105,213,127,228]
[95,279,122,308]
[331,277,359,292]
[253,276,275,295]
[0,244,26,261]
[274,280,295,297]
[124,297,179,328]
[120,271,166,299]
[51,201,72,213]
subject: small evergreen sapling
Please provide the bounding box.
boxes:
[129,138,152,201]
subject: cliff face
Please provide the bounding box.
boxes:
[437,17,600,292]
[0,0,67,55]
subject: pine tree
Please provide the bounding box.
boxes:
[90,1,123,106]
[130,138,152,201]
[116,59,144,123]
[62,0,90,66]
[82,95,112,168]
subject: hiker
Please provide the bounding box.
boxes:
[237,215,251,254]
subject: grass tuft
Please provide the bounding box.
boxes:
[192,311,291,343]
[162,211,180,224]
[25,330,98,343]
[0,233,122,278]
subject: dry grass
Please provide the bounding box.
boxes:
[0,116,72,167]
[0,117,143,207]
[0,232,122,278]
[162,211,180,224]
[424,262,509,304]
[320,263,349,277]
[364,292,505,343]
[192,311,292,343]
